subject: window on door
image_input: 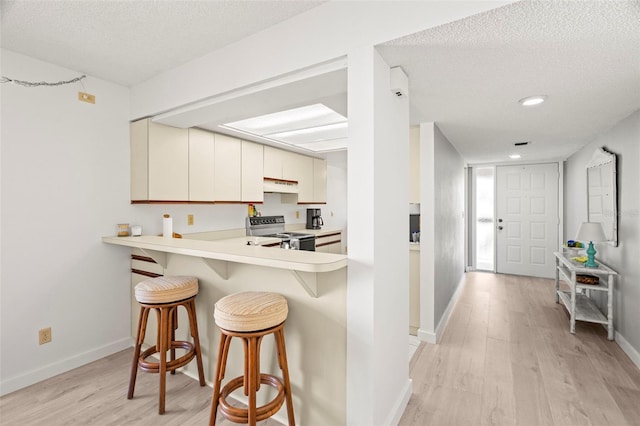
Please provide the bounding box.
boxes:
[474,167,495,271]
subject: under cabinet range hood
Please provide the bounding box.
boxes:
[263,178,299,194]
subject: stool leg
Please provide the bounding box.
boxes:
[210,332,230,426]
[169,306,177,375]
[275,328,295,426]
[158,306,169,414]
[247,336,258,426]
[186,299,206,386]
[128,306,149,399]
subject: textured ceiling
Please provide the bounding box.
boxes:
[378,0,640,163]
[2,1,639,163]
[0,0,325,86]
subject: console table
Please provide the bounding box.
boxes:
[554,251,618,340]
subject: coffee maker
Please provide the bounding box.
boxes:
[306,208,323,229]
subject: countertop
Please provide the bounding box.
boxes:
[103,235,347,273]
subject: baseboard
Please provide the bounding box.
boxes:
[417,274,467,344]
[615,330,640,370]
[0,337,132,396]
[383,378,413,426]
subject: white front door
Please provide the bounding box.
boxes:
[496,163,559,278]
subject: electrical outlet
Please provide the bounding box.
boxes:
[187,214,194,226]
[78,92,95,104]
[39,327,52,345]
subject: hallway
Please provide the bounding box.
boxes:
[400,272,640,425]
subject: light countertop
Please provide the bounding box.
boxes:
[103,235,347,273]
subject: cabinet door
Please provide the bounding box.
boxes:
[241,141,264,202]
[313,158,327,203]
[214,134,242,201]
[189,128,215,201]
[148,121,189,201]
[282,151,300,182]
[296,155,314,203]
[130,119,148,201]
[263,146,283,179]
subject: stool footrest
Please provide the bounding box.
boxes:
[138,341,196,373]
[219,374,285,423]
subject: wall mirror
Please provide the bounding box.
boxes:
[586,147,617,246]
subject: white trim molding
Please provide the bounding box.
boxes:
[615,331,640,371]
[417,274,467,344]
[0,338,132,396]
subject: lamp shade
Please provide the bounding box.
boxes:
[576,222,606,242]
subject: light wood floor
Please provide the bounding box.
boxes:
[400,272,640,426]
[2,272,639,425]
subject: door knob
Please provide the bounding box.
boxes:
[498,218,503,223]
[498,226,503,230]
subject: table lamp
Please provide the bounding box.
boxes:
[576,222,606,268]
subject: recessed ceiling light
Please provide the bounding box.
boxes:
[518,95,546,106]
[222,104,348,152]
[509,154,521,159]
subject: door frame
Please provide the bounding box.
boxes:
[467,161,565,274]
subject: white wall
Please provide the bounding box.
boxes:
[0,50,132,394]
[419,123,466,343]
[347,46,410,425]
[564,109,640,365]
[0,51,349,395]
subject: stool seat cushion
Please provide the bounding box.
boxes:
[135,276,198,304]
[215,292,288,332]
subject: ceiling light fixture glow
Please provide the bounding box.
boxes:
[222,103,348,152]
[518,95,547,106]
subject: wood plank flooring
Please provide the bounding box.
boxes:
[2,272,639,425]
[400,272,640,426]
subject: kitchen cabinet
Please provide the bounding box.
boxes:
[315,231,342,254]
[264,146,284,179]
[282,151,301,182]
[241,140,264,202]
[213,133,242,201]
[130,118,189,202]
[313,158,327,203]
[188,128,215,201]
[295,155,314,203]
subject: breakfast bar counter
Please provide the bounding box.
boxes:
[102,235,347,273]
[103,234,348,425]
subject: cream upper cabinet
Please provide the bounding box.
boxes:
[130,118,189,202]
[409,126,420,204]
[263,146,283,179]
[188,128,215,201]
[148,121,189,200]
[295,155,314,203]
[241,140,264,202]
[213,133,242,201]
[130,119,149,201]
[313,158,327,203]
[282,151,300,182]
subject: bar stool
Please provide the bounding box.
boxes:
[128,275,205,414]
[209,291,295,426]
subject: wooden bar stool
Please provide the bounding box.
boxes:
[210,291,295,426]
[128,275,205,414]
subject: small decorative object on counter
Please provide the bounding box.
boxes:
[131,225,142,237]
[247,204,258,217]
[117,223,130,237]
[162,214,173,239]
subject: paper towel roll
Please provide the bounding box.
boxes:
[163,215,173,239]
